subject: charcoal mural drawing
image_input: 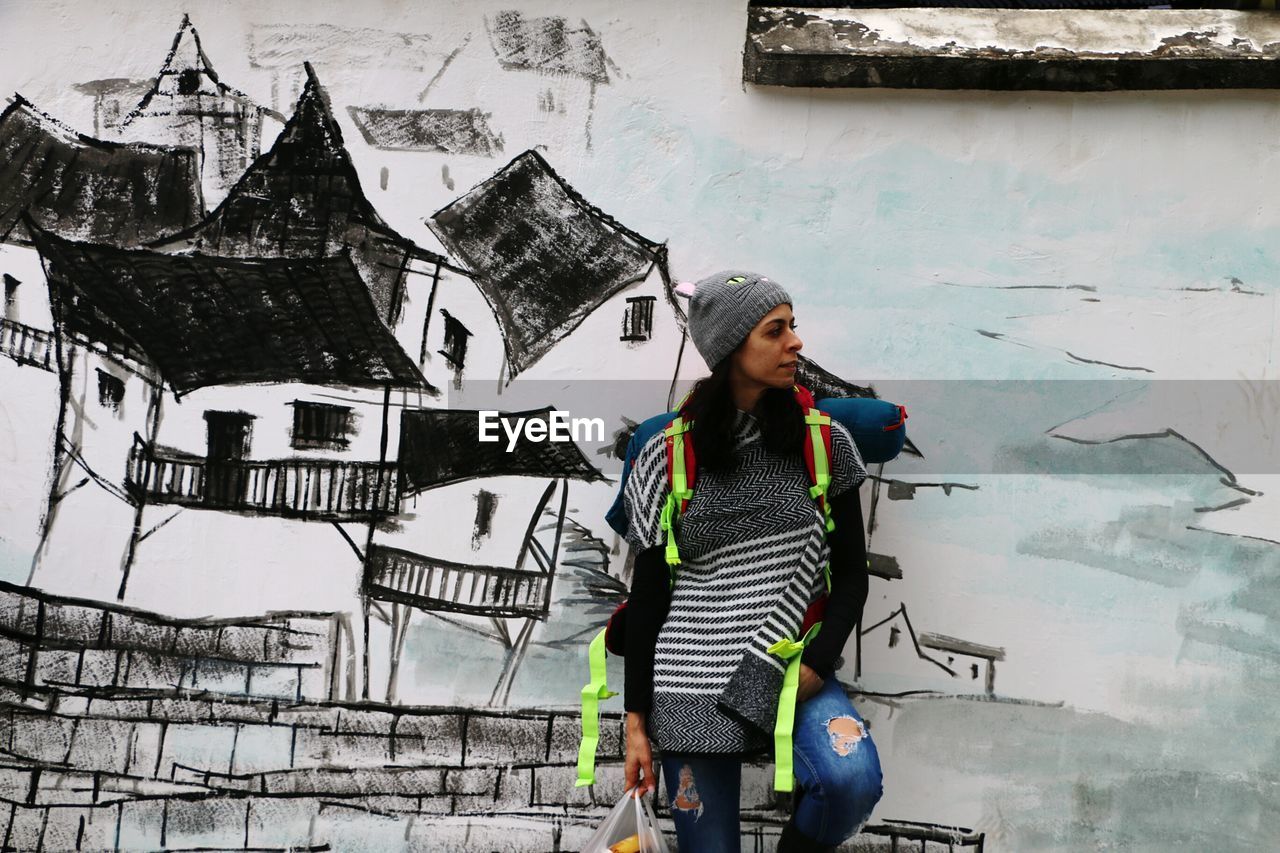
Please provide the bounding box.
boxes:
[1,2,1277,851]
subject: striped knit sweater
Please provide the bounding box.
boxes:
[623,410,866,753]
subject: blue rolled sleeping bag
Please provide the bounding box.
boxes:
[605,396,907,537]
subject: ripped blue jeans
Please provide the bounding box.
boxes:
[659,679,883,852]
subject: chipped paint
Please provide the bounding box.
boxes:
[747,8,1280,89]
[751,8,1280,58]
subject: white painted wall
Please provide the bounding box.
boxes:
[0,244,52,330]
[392,474,560,565]
[160,382,395,460]
[3,1,1280,849]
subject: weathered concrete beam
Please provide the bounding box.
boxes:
[745,7,1280,89]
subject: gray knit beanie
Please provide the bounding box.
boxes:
[681,270,793,369]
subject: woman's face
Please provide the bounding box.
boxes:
[728,303,802,391]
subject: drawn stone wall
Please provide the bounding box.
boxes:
[0,581,981,852]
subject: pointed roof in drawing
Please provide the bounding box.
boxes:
[428,149,665,378]
[34,228,428,395]
[121,14,273,126]
[0,96,202,247]
[159,63,450,321]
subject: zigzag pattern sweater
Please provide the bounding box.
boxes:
[623,411,866,754]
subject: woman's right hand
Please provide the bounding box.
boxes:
[624,711,657,796]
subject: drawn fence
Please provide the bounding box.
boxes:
[126,438,399,521]
[861,820,985,851]
[363,544,555,619]
[0,316,55,372]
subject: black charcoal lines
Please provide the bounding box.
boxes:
[249,24,437,75]
[796,354,875,400]
[0,97,202,247]
[114,16,277,207]
[472,490,498,549]
[348,107,503,156]
[429,150,661,377]
[34,231,426,394]
[795,356,923,458]
[0,581,646,851]
[397,407,602,495]
[160,63,451,323]
[70,78,153,136]
[0,17,985,852]
[485,12,611,84]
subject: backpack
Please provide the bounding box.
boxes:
[577,385,838,792]
[603,395,907,539]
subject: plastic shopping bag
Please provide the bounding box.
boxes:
[581,788,671,853]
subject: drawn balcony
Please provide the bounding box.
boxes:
[363,541,555,620]
[0,316,55,372]
[126,438,399,521]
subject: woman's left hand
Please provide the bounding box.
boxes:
[797,663,824,702]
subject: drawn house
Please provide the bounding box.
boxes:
[375,146,680,701]
[347,105,504,159]
[20,66,622,708]
[0,95,205,573]
[37,66,496,700]
[27,232,424,582]
[857,603,1006,697]
[425,148,690,572]
[428,149,680,391]
[365,406,605,703]
[77,15,278,208]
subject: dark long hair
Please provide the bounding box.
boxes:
[682,358,806,474]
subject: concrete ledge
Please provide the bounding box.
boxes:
[745,6,1280,90]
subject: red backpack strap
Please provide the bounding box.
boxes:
[792,383,817,410]
[795,386,836,538]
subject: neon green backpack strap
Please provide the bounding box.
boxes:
[767,622,822,792]
[576,627,618,787]
[661,416,694,567]
[804,409,835,534]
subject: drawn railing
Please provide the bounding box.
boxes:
[863,819,985,851]
[0,316,55,372]
[126,439,399,521]
[363,544,553,619]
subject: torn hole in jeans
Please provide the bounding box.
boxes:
[826,715,866,757]
[672,764,703,821]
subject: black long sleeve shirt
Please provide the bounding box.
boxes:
[624,485,869,713]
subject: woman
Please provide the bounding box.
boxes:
[621,270,883,853]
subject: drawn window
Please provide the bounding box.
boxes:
[472,489,498,548]
[291,402,353,450]
[3,274,17,318]
[621,295,656,342]
[439,309,472,369]
[97,369,124,412]
[177,68,201,95]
